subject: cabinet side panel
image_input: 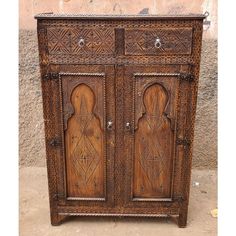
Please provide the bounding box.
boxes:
[178,20,204,225]
[37,21,63,224]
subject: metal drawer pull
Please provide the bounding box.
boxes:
[78,37,85,47]
[154,37,161,49]
[107,121,113,130]
[125,122,131,130]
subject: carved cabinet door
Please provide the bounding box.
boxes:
[57,65,115,209]
[123,65,191,208]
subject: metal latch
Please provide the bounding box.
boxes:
[49,137,62,147]
[43,72,59,80]
[179,73,194,82]
[176,138,191,146]
[203,11,211,31]
[53,193,64,200]
[174,196,185,203]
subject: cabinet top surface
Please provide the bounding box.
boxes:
[35,13,206,20]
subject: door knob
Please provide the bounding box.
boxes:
[107,120,113,130]
[125,122,131,130]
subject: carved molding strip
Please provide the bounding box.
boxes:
[49,55,193,65]
[67,197,105,201]
[43,72,105,80]
[134,72,194,82]
[59,72,105,77]
[132,198,172,202]
[58,212,170,217]
[134,72,180,77]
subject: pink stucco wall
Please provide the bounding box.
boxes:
[19,0,217,38]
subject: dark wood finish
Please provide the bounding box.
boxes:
[35,14,204,227]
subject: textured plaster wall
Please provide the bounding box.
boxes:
[19,0,217,168]
[193,39,217,168]
[19,30,45,166]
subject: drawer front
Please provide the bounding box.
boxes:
[125,28,193,55]
[47,27,115,56]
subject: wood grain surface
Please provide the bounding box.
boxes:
[65,84,104,198]
[133,84,173,198]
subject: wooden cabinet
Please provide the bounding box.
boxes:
[35,14,205,227]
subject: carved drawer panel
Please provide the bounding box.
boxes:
[47,27,115,56]
[125,28,193,55]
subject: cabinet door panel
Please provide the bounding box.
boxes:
[123,65,190,206]
[65,83,104,199]
[134,83,174,198]
[57,65,115,207]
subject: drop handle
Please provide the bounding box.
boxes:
[78,37,85,47]
[107,120,113,130]
[125,122,131,130]
[154,37,162,49]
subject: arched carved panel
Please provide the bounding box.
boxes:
[133,83,174,198]
[65,84,104,198]
[62,73,105,131]
[134,75,179,131]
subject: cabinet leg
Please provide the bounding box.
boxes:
[177,212,187,228]
[50,212,68,226]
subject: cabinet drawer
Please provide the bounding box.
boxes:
[125,28,193,55]
[47,27,115,56]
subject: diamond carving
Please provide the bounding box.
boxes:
[138,136,165,183]
[66,84,104,190]
[134,83,173,196]
[71,129,100,184]
[47,27,115,55]
[125,28,193,55]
